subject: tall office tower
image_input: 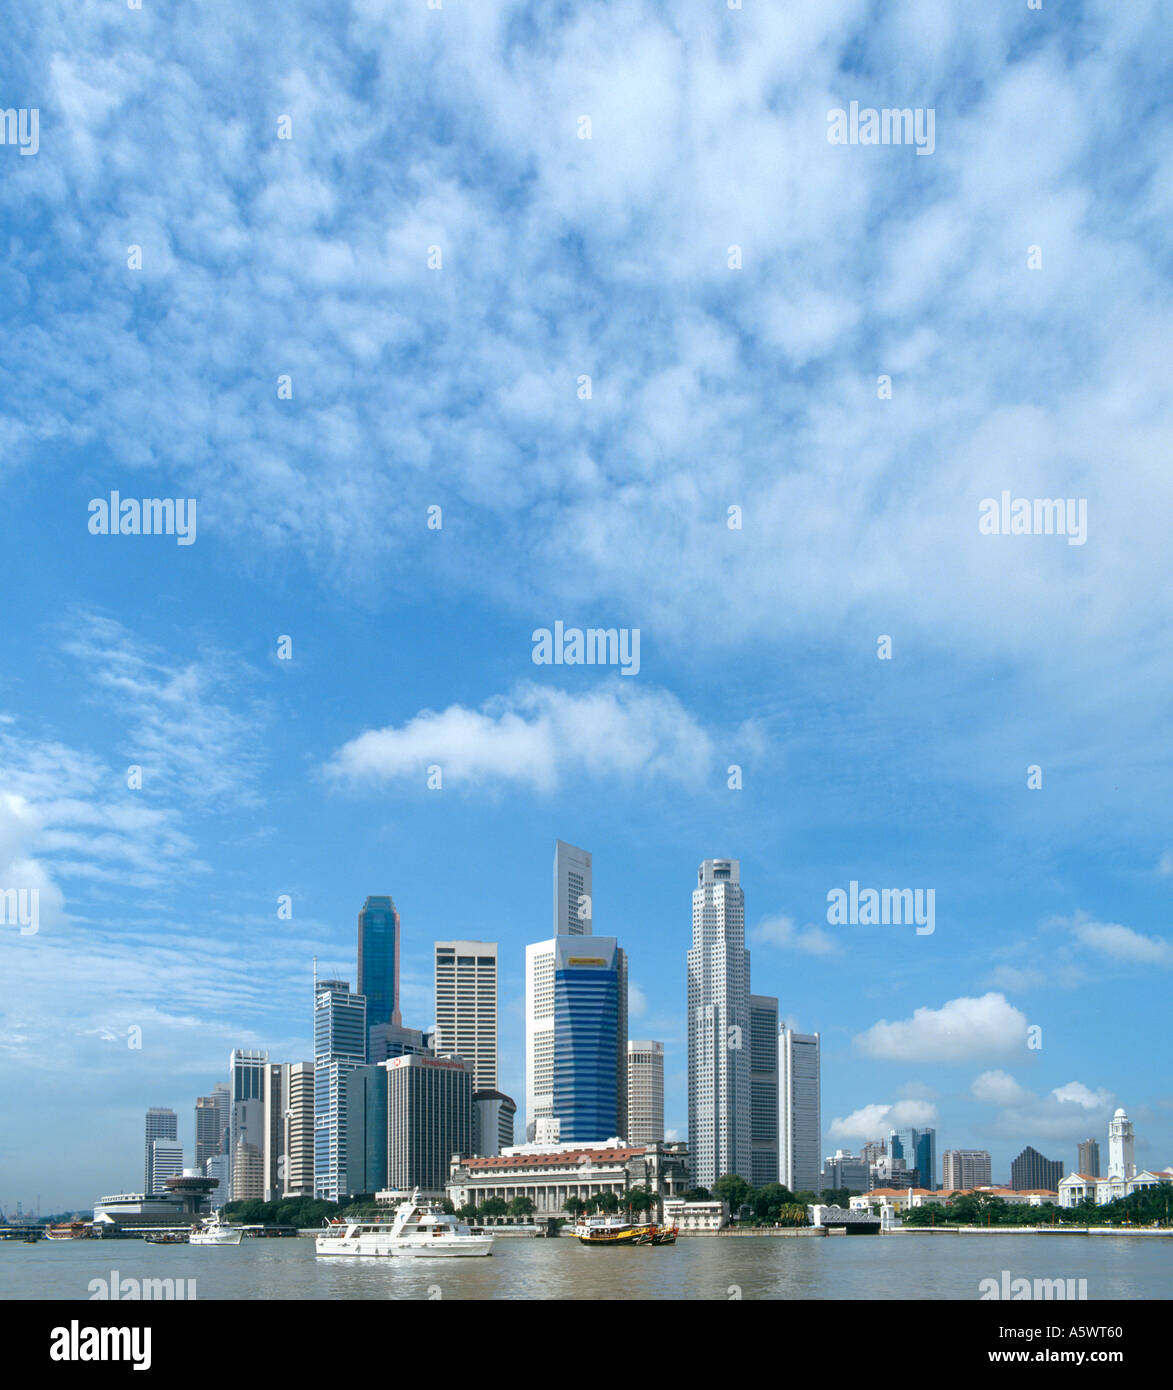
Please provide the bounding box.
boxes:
[345,1065,389,1198]
[472,1090,517,1157]
[1077,1138,1102,1179]
[144,1109,178,1193]
[147,1138,184,1194]
[195,1087,229,1167]
[627,1041,665,1146]
[779,1027,821,1194]
[1010,1145,1063,1191]
[526,936,626,1144]
[1107,1108,1135,1180]
[891,1126,937,1191]
[748,996,780,1186]
[262,1063,294,1202]
[942,1149,993,1189]
[687,859,751,1188]
[205,1152,231,1210]
[228,1049,269,1201]
[385,1054,473,1196]
[434,941,499,1090]
[554,840,593,936]
[369,1022,432,1064]
[358,896,401,1029]
[313,982,367,1202]
[284,1062,316,1198]
[231,1098,266,1200]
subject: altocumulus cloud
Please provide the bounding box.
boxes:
[325,681,715,792]
[855,992,1029,1063]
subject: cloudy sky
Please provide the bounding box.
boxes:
[2,0,1171,1208]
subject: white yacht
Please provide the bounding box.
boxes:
[189,1211,244,1246]
[315,1193,493,1258]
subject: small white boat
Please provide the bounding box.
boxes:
[315,1192,493,1258]
[189,1212,243,1246]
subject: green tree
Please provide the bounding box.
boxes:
[682,1187,711,1203]
[508,1195,536,1220]
[712,1174,752,1212]
[479,1197,508,1223]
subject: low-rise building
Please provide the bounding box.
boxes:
[1058,1167,1173,1208]
[662,1198,727,1232]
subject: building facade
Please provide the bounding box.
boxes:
[143,1108,177,1194]
[780,1027,821,1194]
[345,1064,390,1197]
[228,1049,269,1201]
[821,1150,870,1192]
[891,1126,937,1191]
[1107,1108,1135,1180]
[357,895,401,1032]
[553,840,593,936]
[148,1138,184,1194]
[195,1086,229,1168]
[385,1053,473,1197]
[1010,1145,1064,1192]
[434,940,498,1091]
[313,981,367,1202]
[627,1040,665,1146]
[1077,1138,1101,1180]
[748,996,779,1187]
[942,1149,993,1190]
[284,1061,316,1198]
[687,858,751,1187]
[472,1090,517,1158]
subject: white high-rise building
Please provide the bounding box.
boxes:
[780,1027,821,1195]
[1107,1107,1136,1180]
[284,1061,316,1198]
[148,1138,184,1194]
[687,858,751,1188]
[627,1041,665,1145]
[434,941,498,1090]
[554,840,593,936]
[143,1108,178,1193]
[943,1149,992,1190]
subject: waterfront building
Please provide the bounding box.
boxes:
[231,1139,264,1201]
[1077,1138,1101,1180]
[204,1152,231,1211]
[1010,1145,1064,1192]
[526,934,626,1144]
[942,1149,992,1190]
[821,1150,870,1192]
[553,840,593,936]
[384,1053,473,1197]
[143,1108,177,1193]
[195,1086,229,1167]
[687,858,751,1187]
[780,1026,821,1194]
[661,1198,728,1232]
[313,981,367,1202]
[748,996,779,1186]
[627,1040,665,1146]
[148,1138,184,1194]
[345,1064,389,1197]
[358,895,401,1032]
[262,1062,301,1202]
[229,1049,269,1201]
[434,940,498,1090]
[472,1089,517,1157]
[94,1173,216,1231]
[284,1061,316,1198]
[447,1140,689,1217]
[891,1126,937,1191]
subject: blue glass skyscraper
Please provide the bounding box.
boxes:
[358,896,401,1029]
[551,936,622,1143]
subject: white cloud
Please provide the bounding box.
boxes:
[326,681,715,792]
[1068,919,1172,965]
[971,1070,1031,1107]
[828,1098,938,1143]
[971,1071,1116,1143]
[751,913,840,957]
[855,993,1029,1063]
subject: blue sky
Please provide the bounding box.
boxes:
[2,0,1172,1210]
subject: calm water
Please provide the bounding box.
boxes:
[5,1233,1173,1300]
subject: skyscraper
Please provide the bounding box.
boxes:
[1077,1137,1101,1178]
[358,896,401,1030]
[891,1126,937,1191]
[687,858,751,1187]
[748,995,780,1187]
[553,840,593,936]
[779,1027,821,1194]
[284,1061,316,1198]
[1107,1108,1135,1180]
[472,1090,517,1157]
[1010,1145,1063,1191]
[144,1108,177,1193]
[434,940,498,1090]
[943,1149,993,1189]
[313,980,367,1202]
[345,1064,389,1198]
[385,1054,473,1196]
[147,1138,183,1194]
[263,1063,295,1202]
[627,1041,665,1146]
[229,1049,268,1201]
[195,1085,229,1167]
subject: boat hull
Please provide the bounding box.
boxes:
[315,1236,493,1258]
[190,1230,243,1246]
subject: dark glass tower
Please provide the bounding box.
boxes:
[551,937,621,1142]
[357,895,401,1028]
